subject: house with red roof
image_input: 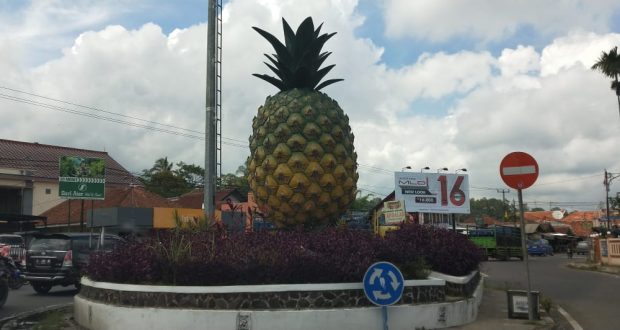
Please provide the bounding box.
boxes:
[0,139,140,229]
[561,210,604,237]
[169,188,246,209]
[40,185,176,229]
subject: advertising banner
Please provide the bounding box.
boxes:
[394,172,470,214]
[59,156,106,200]
[382,200,406,224]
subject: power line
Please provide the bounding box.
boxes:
[0,86,249,144]
[535,174,601,186]
[0,87,248,145]
[0,86,205,136]
[0,93,248,148]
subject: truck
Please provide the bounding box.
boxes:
[467,225,523,261]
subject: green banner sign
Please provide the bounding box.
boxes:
[59,156,105,200]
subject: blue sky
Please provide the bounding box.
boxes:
[1,0,620,210]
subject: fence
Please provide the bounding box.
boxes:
[599,238,620,266]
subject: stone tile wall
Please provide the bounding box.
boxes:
[444,271,480,298]
[79,284,446,310]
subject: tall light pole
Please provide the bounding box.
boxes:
[401,166,412,171]
[420,166,430,172]
[437,167,448,173]
[204,0,217,220]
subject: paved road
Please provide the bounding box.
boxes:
[482,254,620,330]
[0,284,76,319]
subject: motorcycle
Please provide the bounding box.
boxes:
[0,256,24,290]
[0,260,9,308]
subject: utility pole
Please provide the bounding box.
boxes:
[497,189,510,221]
[605,169,609,230]
[204,0,217,220]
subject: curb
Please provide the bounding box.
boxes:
[566,262,620,276]
[0,303,73,329]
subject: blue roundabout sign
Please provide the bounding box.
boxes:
[363,262,404,306]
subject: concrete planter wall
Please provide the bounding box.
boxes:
[75,271,483,330]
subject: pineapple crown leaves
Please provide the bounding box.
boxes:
[252,17,343,91]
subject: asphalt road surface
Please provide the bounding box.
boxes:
[0,284,76,319]
[482,253,620,330]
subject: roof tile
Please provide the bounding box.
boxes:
[0,139,140,185]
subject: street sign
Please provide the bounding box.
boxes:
[59,156,106,200]
[499,151,538,321]
[363,262,404,306]
[394,172,470,214]
[500,152,538,190]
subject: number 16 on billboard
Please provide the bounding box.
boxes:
[394,172,470,214]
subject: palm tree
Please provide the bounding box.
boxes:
[591,46,620,118]
[150,157,173,174]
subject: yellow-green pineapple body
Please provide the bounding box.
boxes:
[248,88,358,227]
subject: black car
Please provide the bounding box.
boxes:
[24,233,123,294]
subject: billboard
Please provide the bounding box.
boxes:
[59,156,105,200]
[394,172,470,214]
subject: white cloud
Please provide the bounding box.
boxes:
[540,32,620,76]
[498,45,540,77]
[383,0,620,43]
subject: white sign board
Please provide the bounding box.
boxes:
[382,200,406,224]
[394,172,470,214]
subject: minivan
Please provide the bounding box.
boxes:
[24,233,123,294]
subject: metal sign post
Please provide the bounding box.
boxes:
[500,151,539,321]
[517,188,533,321]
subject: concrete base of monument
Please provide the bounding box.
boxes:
[74,272,483,330]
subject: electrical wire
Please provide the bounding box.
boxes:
[0,89,248,147]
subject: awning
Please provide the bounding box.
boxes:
[0,213,47,226]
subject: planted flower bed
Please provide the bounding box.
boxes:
[85,223,483,286]
[78,224,484,329]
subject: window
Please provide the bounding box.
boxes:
[45,188,51,195]
[30,238,70,251]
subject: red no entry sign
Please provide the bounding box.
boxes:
[500,152,539,190]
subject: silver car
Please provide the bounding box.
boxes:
[575,241,589,255]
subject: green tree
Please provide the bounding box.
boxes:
[470,197,509,220]
[143,171,190,198]
[150,157,173,174]
[175,162,204,188]
[591,46,620,117]
[140,157,203,198]
[220,171,250,197]
[349,193,382,212]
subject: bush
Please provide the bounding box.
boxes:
[381,223,483,277]
[85,223,482,285]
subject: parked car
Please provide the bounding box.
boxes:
[527,239,553,256]
[24,233,123,294]
[575,241,589,255]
